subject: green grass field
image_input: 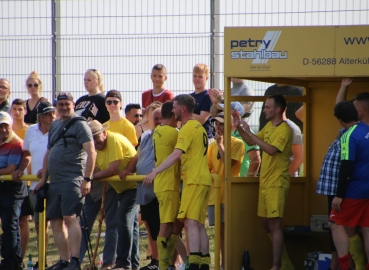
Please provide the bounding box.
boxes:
[19,217,216,270]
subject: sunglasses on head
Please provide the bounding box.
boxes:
[134,114,144,118]
[106,100,119,105]
[27,83,39,88]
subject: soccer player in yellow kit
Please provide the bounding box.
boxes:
[144,94,212,270]
[150,101,182,270]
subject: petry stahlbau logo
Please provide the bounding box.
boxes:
[230,31,288,63]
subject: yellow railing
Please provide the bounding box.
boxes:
[0,174,221,270]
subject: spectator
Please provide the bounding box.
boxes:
[125,103,143,125]
[10,99,31,266]
[87,120,139,270]
[208,112,245,269]
[12,101,56,270]
[24,71,48,125]
[135,101,162,146]
[329,101,369,270]
[142,64,174,112]
[144,94,212,270]
[120,107,163,270]
[75,69,110,123]
[259,84,303,132]
[0,111,25,270]
[0,78,11,114]
[35,92,96,270]
[190,64,213,141]
[233,95,293,270]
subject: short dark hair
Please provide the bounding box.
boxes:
[334,101,359,123]
[268,94,287,113]
[351,92,369,104]
[161,101,174,119]
[152,64,166,74]
[125,103,141,114]
[173,94,195,113]
[11,98,26,109]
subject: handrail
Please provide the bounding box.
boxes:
[0,174,221,270]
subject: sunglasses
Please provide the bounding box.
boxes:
[106,100,119,105]
[134,114,144,118]
[27,83,39,88]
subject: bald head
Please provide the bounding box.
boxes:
[0,78,11,103]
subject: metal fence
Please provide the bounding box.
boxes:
[1,0,368,128]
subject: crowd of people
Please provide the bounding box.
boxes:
[0,62,314,270]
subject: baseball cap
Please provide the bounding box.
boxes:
[56,92,73,101]
[88,120,107,136]
[105,89,122,101]
[37,102,55,115]
[0,111,12,125]
[216,102,244,116]
[211,112,225,123]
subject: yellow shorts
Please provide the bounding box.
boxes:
[257,187,288,218]
[156,191,180,223]
[177,184,211,224]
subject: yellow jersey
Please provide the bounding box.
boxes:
[175,119,211,187]
[256,121,292,189]
[96,131,137,193]
[207,136,244,205]
[104,117,138,146]
[153,125,180,193]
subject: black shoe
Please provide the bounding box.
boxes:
[48,260,69,270]
[64,260,81,270]
[34,261,49,270]
[140,259,159,270]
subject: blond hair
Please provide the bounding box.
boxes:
[86,69,105,93]
[145,101,162,116]
[193,63,209,76]
[26,71,42,91]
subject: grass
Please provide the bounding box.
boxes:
[18,216,216,269]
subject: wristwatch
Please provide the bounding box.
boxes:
[83,176,92,182]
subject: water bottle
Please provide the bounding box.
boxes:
[27,254,34,270]
[185,256,189,269]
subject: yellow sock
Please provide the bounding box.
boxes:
[349,234,366,270]
[157,236,172,270]
[268,234,295,270]
[200,253,211,266]
[189,252,202,265]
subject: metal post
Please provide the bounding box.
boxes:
[52,0,61,100]
[210,0,221,89]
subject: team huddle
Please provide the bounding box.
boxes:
[8,62,360,270]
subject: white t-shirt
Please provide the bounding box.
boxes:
[23,123,49,190]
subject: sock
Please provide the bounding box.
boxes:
[71,257,79,264]
[268,234,294,270]
[199,253,211,270]
[338,254,350,270]
[189,252,202,269]
[349,234,366,270]
[158,235,178,270]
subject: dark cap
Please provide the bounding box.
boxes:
[105,90,122,101]
[56,92,73,101]
[37,102,55,115]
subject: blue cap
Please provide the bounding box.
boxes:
[216,101,244,116]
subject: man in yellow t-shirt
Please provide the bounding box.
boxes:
[144,94,212,270]
[233,95,293,270]
[151,101,182,270]
[87,120,139,270]
[207,112,244,269]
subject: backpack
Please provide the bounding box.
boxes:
[50,116,86,148]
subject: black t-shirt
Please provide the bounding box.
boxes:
[190,90,214,139]
[74,93,110,123]
[259,85,303,132]
[24,98,44,124]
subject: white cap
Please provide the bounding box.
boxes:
[0,111,12,125]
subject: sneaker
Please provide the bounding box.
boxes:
[167,265,176,270]
[111,265,127,270]
[64,260,81,270]
[34,261,49,270]
[101,263,113,270]
[48,260,69,270]
[140,259,158,270]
